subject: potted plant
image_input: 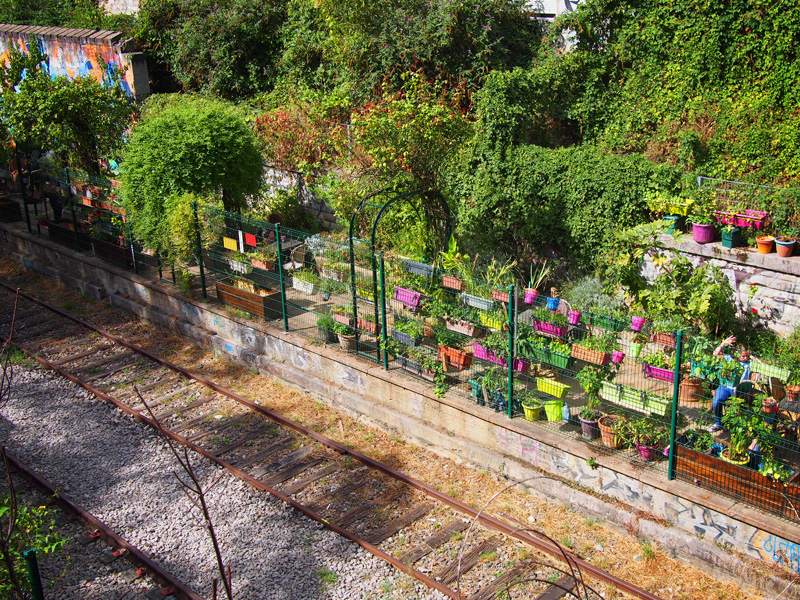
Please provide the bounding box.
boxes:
[630,309,647,332]
[249,248,277,271]
[524,260,551,304]
[577,366,605,440]
[759,456,793,483]
[330,305,353,327]
[720,396,769,465]
[626,418,664,461]
[334,322,357,351]
[479,305,507,331]
[689,190,717,244]
[357,311,381,335]
[521,393,542,422]
[532,307,569,338]
[391,317,424,346]
[775,236,796,258]
[641,352,674,383]
[598,414,627,449]
[227,251,253,275]
[321,261,350,282]
[629,332,647,360]
[292,268,319,295]
[435,329,473,372]
[756,234,775,254]
[571,332,617,367]
[721,225,741,249]
[485,257,518,303]
[480,366,506,411]
[444,303,479,337]
[316,312,338,343]
[439,235,467,291]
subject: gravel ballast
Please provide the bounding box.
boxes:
[0,365,448,600]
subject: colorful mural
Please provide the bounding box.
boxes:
[0,26,149,98]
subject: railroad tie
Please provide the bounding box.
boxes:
[435,535,501,585]
[186,414,250,443]
[259,457,323,487]
[535,575,576,600]
[250,445,313,478]
[401,519,469,565]
[305,476,370,513]
[281,463,340,495]
[364,502,435,545]
[466,560,534,600]
[230,435,294,468]
[335,486,404,527]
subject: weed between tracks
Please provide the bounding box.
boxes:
[0,259,765,600]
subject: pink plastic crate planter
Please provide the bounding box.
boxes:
[714,210,767,230]
[472,343,530,373]
[533,319,568,338]
[643,363,674,383]
[393,286,426,311]
[568,310,581,325]
[524,289,539,304]
[631,316,646,331]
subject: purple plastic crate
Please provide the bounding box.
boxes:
[472,343,529,373]
[644,364,674,383]
[393,286,426,311]
[533,319,568,338]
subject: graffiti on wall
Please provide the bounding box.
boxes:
[0,30,142,97]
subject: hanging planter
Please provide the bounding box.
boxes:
[629,342,644,359]
[472,343,529,373]
[611,350,626,364]
[533,319,568,338]
[461,293,494,311]
[756,235,775,254]
[630,316,646,331]
[442,274,464,291]
[776,237,796,258]
[643,363,674,383]
[546,296,560,310]
[444,317,477,337]
[357,317,381,335]
[394,286,426,311]
[524,288,539,304]
[536,377,570,399]
[479,312,506,331]
[568,310,581,325]
[404,259,434,278]
[571,345,611,366]
[692,223,716,244]
[391,328,422,347]
[437,346,473,371]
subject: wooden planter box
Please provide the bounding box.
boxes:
[0,199,22,222]
[437,346,473,371]
[47,220,92,251]
[91,237,133,269]
[571,345,611,366]
[674,444,800,521]
[215,279,281,319]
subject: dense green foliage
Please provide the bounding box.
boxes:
[0,43,135,174]
[279,0,541,102]
[134,0,286,98]
[121,95,263,255]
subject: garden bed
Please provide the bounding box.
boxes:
[215,278,281,319]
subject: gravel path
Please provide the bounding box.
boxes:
[0,365,448,600]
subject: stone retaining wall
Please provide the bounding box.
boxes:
[3,224,800,598]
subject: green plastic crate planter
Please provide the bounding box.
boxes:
[587,312,626,332]
[721,227,740,248]
[536,378,570,399]
[541,399,564,422]
[751,360,791,383]
[600,381,670,417]
[545,348,573,370]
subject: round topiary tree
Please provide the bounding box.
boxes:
[120,94,263,259]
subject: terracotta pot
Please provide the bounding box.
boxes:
[598,415,623,449]
[756,235,775,254]
[775,237,796,258]
[787,385,800,403]
[679,376,704,405]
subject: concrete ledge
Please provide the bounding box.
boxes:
[5,225,800,597]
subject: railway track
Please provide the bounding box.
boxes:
[3,449,203,600]
[0,282,662,600]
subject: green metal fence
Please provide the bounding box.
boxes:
[13,176,800,524]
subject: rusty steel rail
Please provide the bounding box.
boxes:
[3,449,204,600]
[0,282,663,600]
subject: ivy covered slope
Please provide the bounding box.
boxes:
[545,0,800,183]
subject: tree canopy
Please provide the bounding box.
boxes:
[120,94,263,255]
